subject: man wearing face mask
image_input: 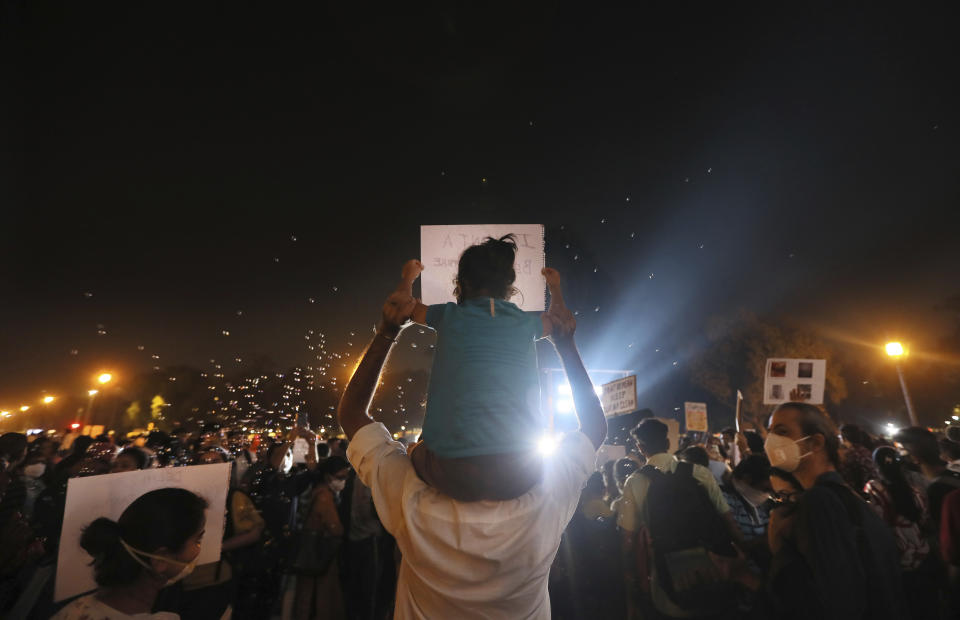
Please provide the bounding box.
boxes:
[725,402,906,620]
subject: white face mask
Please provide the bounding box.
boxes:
[764,434,811,472]
[733,477,770,507]
[121,539,199,586]
[23,463,46,478]
[329,479,346,493]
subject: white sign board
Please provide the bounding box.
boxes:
[595,444,627,470]
[291,437,309,464]
[601,375,638,417]
[684,402,708,432]
[420,224,546,311]
[762,358,827,405]
[55,463,231,602]
[655,417,681,455]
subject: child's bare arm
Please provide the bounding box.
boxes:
[397,259,429,324]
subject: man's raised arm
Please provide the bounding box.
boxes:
[337,291,416,439]
[542,268,607,449]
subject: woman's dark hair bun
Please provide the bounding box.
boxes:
[80,517,123,557]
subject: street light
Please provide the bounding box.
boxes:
[88,389,99,397]
[98,373,113,384]
[42,396,55,404]
[886,341,918,427]
[20,405,30,412]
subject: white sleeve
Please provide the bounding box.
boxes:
[543,431,597,520]
[345,422,411,536]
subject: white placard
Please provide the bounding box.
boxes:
[596,444,627,469]
[420,224,546,311]
[655,418,681,455]
[291,437,309,464]
[601,375,638,417]
[684,402,708,432]
[55,463,231,602]
[762,358,827,405]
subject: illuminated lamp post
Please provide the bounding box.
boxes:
[885,342,918,427]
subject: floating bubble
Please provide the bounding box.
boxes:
[672,361,678,366]
[594,306,600,312]
[574,310,579,316]
[481,177,487,183]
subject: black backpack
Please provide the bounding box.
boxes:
[640,461,738,610]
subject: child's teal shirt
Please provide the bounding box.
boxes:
[420,298,544,458]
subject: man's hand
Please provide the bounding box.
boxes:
[381,291,418,338]
[541,268,576,343]
[788,387,809,401]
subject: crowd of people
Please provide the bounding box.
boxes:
[0,424,398,619]
[551,414,960,619]
[2,236,958,619]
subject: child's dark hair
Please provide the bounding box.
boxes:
[454,234,519,303]
[80,488,207,588]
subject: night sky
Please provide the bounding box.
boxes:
[3,4,959,425]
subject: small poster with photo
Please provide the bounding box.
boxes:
[762,358,827,404]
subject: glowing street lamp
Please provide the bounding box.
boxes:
[88,389,99,396]
[42,396,55,404]
[97,373,113,385]
[20,405,30,412]
[886,342,918,426]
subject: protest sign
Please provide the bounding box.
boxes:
[684,402,708,432]
[655,418,681,455]
[762,358,826,405]
[420,224,546,311]
[601,375,638,417]
[55,462,231,602]
[596,444,627,469]
[291,437,310,463]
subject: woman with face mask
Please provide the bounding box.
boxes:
[52,488,207,619]
[292,455,350,620]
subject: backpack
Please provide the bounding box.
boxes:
[640,461,738,611]
[818,480,908,620]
